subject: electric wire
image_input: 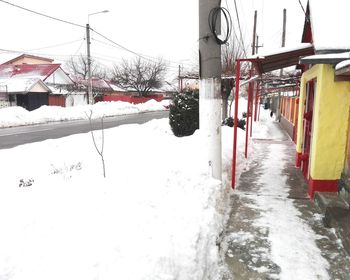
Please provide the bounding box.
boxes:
[0,0,196,77]
[298,0,308,21]
[23,39,83,52]
[0,0,85,28]
[208,6,232,45]
[91,37,193,69]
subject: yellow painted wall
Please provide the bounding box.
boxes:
[308,65,350,180]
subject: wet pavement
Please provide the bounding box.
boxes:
[220,121,350,280]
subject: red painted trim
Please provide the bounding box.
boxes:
[308,177,338,199]
[232,60,241,190]
[296,152,302,168]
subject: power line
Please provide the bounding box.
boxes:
[23,39,84,52]
[297,0,309,22]
[0,0,84,28]
[92,37,194,69]
[91,29,194,69]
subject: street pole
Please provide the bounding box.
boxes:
[86,23,93,105]
[199,0,222,180]
[277,8,287,121]
[252,10,257,55]
[86,10,109,105]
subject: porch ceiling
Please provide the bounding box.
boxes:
[249,43,315,75]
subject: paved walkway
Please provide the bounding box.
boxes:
[220,119,350,280]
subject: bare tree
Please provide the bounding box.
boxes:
[86,110,106,178]
[221,38,249,120]
[111,57,167,96]
[65,55,108,81]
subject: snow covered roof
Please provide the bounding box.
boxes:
[46,85,86,95]
[248,43,314,74]
[77,79,125,92]
[300,52,350,65]
[336,59,350,71]
[106,81,125,92]
[0,64,61,81]
[308,0,350,53]
[0,78,51,93]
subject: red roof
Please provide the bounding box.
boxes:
[0,64,61,81]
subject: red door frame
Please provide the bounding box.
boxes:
[301,79,315,179]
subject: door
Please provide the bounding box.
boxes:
[301,80,315,178]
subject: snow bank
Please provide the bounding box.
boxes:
[0,100,166,128]
[0,117,234,280]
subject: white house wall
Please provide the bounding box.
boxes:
[45,68,73,85]
[65,94,87,107]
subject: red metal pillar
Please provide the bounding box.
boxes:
[245,70,252,159]
[257,82,261,121]
[250,80,254,137]
[254,81,259,121]
[232,60,241,189]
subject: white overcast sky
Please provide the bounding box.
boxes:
[0,0,308,79]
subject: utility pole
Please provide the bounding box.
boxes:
[86,23,93,105]
[252,10,257,55]
[199,0,222,180]
[277,8,287,121]
[280,8,287,74]
[255,35,263,54]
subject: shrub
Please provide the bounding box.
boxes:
[222,117,246,130]
[169,92,199,137]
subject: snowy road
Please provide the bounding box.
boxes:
[0,110,168,149]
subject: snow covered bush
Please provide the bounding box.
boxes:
[169,92,199,137]
[222,117,246,130]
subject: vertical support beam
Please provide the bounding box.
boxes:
[258,83,261,121]
[86,23,93,105]
[232,59,240,189]
[254,81,259,121]
[254,82,259,122]
[250,80,254,137]
[199,0,222,180]
[245,71,252,158]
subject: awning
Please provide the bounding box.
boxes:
[248,43,315,74]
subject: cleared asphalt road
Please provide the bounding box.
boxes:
[0,110,169,149]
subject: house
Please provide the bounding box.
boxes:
[0,55,87,109]
[231,0,350,201]
[294,0,350,198]
[2,54,54,65]
[83,79,165,104]
[0,78,51,110]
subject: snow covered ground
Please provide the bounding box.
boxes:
[0,100,247,280]
[0,99,167,128]
[0,100,332,279]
